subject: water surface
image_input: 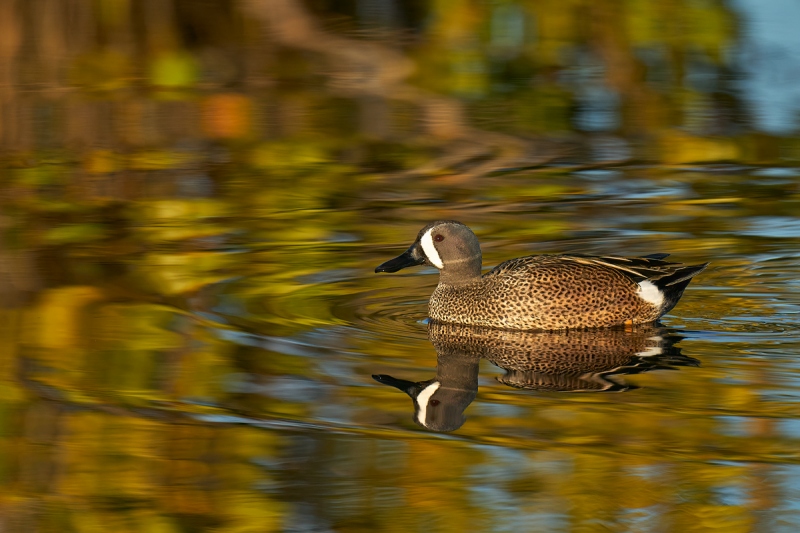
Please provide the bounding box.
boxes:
[1,1,800,532]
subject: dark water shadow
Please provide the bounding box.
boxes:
[374,322,699,432]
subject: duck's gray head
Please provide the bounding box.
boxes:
[375,220,482,283]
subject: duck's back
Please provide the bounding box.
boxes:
[429,255,661,330]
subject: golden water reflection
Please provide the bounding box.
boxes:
[2,166,799,530]
[2,0,800,530]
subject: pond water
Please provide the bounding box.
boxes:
[1,1,800,532]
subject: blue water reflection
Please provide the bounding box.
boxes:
[729,0,800,133]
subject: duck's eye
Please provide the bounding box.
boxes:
[434,234,444,242]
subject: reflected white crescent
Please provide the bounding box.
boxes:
[416,381,441,425]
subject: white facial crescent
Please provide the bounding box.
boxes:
[420,228,444,269]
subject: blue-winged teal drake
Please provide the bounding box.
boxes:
[375,220,708,330]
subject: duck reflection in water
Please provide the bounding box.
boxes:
[373,322,699,432]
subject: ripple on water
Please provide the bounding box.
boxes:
[333,288,430,343]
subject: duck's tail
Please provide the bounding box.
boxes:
[652,262,710,314]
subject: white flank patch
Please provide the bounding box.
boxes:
[416,381,441,425]
[420,228,444,269]
[637,280,664,307]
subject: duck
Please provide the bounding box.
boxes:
[375,220,708,330]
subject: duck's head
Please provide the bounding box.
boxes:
[375,220,482,283]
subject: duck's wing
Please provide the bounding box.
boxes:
[562,254,710,291]
[487,253,708,288]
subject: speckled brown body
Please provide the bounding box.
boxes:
[376,221,708,331]
[430,255,664,330]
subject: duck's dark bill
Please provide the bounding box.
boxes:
[372,374,418,394]
[374,249,424,273]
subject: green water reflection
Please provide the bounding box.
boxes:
[2,0,800,531]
